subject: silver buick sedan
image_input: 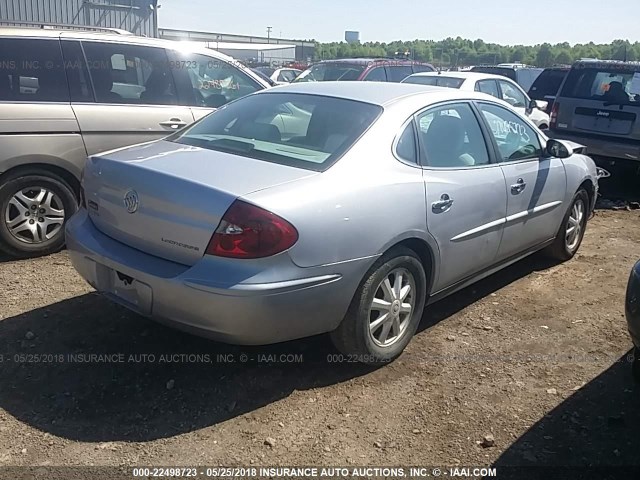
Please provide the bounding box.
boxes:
[66,82,599,364]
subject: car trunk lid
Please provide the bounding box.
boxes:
[83,140,314,266]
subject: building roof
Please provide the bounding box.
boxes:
[209,42,297,51]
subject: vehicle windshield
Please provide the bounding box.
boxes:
[560,66,640,106]
[528,69,568,99]
[254,67,275,77]
[470,66,517,81]
[171,92,382,171]
[294,63,366,82]
[402,76,464,88]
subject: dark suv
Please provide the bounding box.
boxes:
[470,65,544,92]
[549,60,640,164]
[294,58,435,83]
[528,66,570,114]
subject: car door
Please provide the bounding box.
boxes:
[167,50,265,121]
[416,102,507,292]
[476,102,567,260]
[62,40,194,156]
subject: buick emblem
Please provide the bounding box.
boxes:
[123,190,139,214]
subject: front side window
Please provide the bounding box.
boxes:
[475,80,499,98]
[172,92,382,171]
[416,103,490,168]
[169,52,262,108]
[82,42,177,105]
[478,103,542,162]
[498,80,527,108]
[0,39,69,102]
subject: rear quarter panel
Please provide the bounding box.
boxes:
[242,107,434,270]
[562,153,598,209]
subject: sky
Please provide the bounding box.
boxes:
[158,0,640,45]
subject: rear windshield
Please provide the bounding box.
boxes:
[470,66,517,81]
[560,66,640,106]
[172,92,382,171]
[528,69,568,98]
[403,76,464,88]
[294,63,366,82]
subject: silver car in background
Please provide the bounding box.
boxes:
[66,82,599,364]
[0,27,269,258]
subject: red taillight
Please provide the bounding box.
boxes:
[549,102,559,129]
[206,200,298,259]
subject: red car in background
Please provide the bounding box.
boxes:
[294,58,435,83]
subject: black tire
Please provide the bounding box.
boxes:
[545,189,589,262]
[0,170,78,258]
[632,349,640,384]
[330,246,427,365]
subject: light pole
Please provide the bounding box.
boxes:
[267,26,272,44]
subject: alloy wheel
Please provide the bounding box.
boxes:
[565,198,585,252]
[4,187,66,244]
[368,267,415,348]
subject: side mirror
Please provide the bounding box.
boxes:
[527,99,537,112]
[545,138,572,159]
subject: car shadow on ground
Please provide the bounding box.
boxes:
[492,354,640,479]
[0,253,558,443]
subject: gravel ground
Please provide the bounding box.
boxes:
[0,210,639,477]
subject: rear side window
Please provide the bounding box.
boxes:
[363,67,387,82]
[82,41,177,105]
[560,66,640,106]
[173,92,382,171]
[0,38,69,102]
[528,69,568,99]
[386,66,413,82]
[475,79,499,98]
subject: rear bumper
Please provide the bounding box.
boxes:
[627,260,640,349]
[65,210,371,345]
[549,129,640,162]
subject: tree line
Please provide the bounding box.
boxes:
[314,38,640,67]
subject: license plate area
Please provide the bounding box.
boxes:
[93,261,153,315]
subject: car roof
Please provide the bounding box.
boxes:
[0,27,271,88]
[314,58,430,65]
[572,59,640,69]
[262,81,496,107]
[405,71,507,81]
[0,27,233,61]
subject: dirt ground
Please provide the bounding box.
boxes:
[1,210,640,477]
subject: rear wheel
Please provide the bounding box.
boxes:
[545,189,589,262]
[330,247,427,365]
[0,171,78,258]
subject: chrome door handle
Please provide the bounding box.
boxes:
[432,194,454,212]
[159,118,188,129]
[511,178,527,194]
